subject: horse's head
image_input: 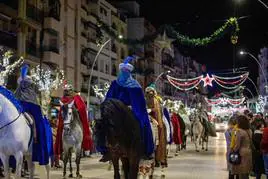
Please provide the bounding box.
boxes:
[60,100,75,136]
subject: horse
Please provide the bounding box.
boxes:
[59,100,83,179]
[191,112,209,152]
[0,87,50,179]
[95,99,142,179]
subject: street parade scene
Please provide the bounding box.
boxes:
[0,0,268,179]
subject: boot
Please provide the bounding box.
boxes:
[99,152,111,163]
[0,167,4,177]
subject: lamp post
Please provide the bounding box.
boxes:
[240,50,268,92]
[87,39,111,111]
[154,70,171,83]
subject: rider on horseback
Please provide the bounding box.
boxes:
[97,56,154,162]
[55,81,93,156]
[15,64,50,165]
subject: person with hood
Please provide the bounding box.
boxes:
[15,64,50,165]
[97,56,154,162]
[55,81,93,157]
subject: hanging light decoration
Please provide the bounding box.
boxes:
[167,75,203,91]
[167,72,249,91]
[212,72,249,90]
[205,97,245,106]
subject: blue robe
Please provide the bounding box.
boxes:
[103,81,154,156]
[20,101,49,165]
[163,108,173,144]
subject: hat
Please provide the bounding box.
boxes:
[119,56,135,72]
[145,83,157,93]
[20,64,29,79]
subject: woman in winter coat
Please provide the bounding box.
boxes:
[225,117,237,179]
[231,115,253,179]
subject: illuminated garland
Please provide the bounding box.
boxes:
[0,50,24,86]
[92,13,239,46]
[212,73,249,89]
[167,72,248,91]
[167,75,203,91]
[205,97,245,106]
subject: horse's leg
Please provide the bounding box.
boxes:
[194,135,199,152]
[45,163,50,179]
[0,154,9,179]
[75,148,82,178]
[69,149,73,178]
[63,151,68,178]
[14,151,23,179]
[129,157,139,179]
[121,158,129,179]
[26,154,34,179]
[206,136,209,151]
[111,156,120,179]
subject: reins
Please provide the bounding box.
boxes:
[0,113,22,130]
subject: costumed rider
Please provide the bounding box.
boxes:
[15,64,50,165]
[97,56,154,162]
[197,103,209,137]
[55,81,93,156]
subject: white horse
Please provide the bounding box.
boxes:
[191,113,206,152]
[0,89,50,179]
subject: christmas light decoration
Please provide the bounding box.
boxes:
[205,97,245,106]
[167,75,203,91]
[92,82,110,102]
[212,73,249,90]
[0,49,24,86]
[167,72,248,91]
[202,74,214,87]
[30,65,65,115]
[256,95,265,113]
[92,13,239,47]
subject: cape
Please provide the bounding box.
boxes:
[171,113,182,145]
[163,108,173,144]
[55,95,93,155]
[105,81,154,156]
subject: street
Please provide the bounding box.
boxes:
[35,133,229,179]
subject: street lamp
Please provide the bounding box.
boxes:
[154,70,171,83]
[239,50,268,91]
[87,39,111,111]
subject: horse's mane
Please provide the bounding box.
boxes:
[100,99,141,147]
[72,108,82,129]
[0,86,23,113]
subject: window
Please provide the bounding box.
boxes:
[105,63,109,74]
[43,28,59,53]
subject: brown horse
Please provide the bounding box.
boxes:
[95,99,142,179]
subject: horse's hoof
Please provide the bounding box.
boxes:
[161,174,166,179]
[69,173,73,178]
[196,150,200,152]
[205,149,208,151]
[107,164,112,171]
[77,174,82,178]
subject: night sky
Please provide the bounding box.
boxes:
[110,0,268,95]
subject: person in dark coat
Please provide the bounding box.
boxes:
[253,121,265,179]
[261,127,268,179]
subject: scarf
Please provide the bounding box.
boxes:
[230,124,239,150]
[116,71,141,88]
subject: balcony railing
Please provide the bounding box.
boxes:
[0,30,17,49]
[26,41,40,58]
[27,3,44,23]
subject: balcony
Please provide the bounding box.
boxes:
[43,44,59,54]
[26,3,44,23]
[26,41,40,58]
[0,30,17,49]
